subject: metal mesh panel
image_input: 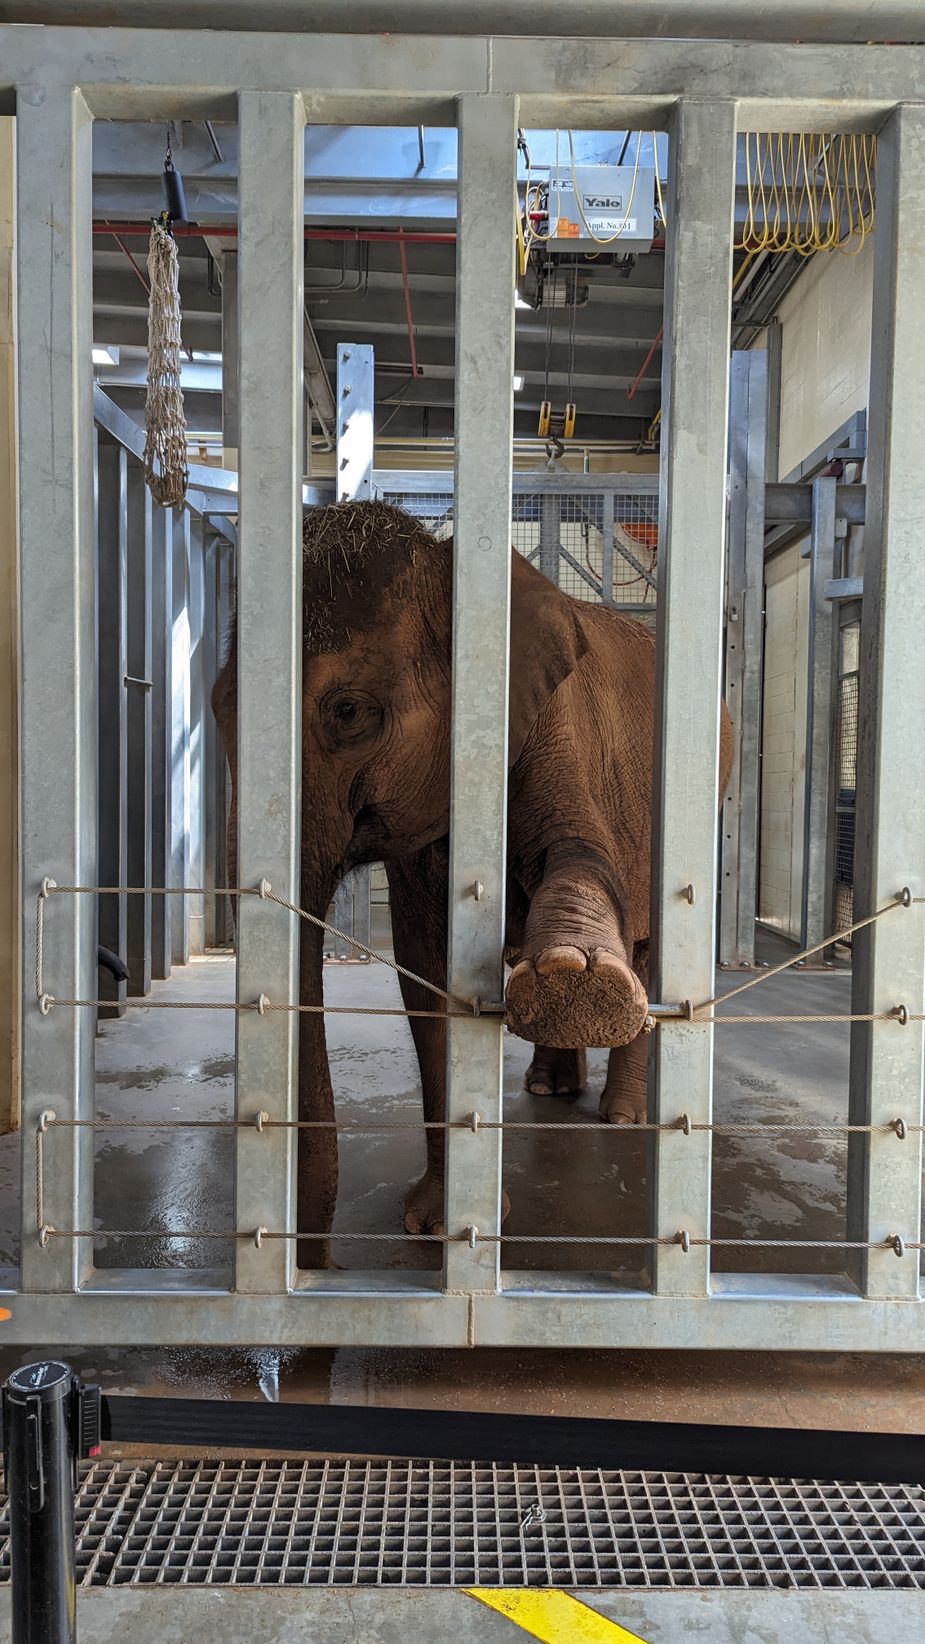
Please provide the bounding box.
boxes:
[1,1459,921,1590]
[378,484,658,615]
[613,493,659,613]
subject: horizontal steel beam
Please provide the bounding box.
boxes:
[0,1284,921,1350]
[11,3,925,44]
[826,575,864,600]
[3,31,925,127]
[764,481,866,524]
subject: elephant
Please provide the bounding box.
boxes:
[212,499,732,1264]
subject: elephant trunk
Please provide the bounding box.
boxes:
[296,902,339,1269]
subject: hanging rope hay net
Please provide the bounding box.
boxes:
[143,220,188,508]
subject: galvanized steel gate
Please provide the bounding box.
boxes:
[5,27,925,1349]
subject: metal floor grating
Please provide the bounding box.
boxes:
[1,1460,923,1590]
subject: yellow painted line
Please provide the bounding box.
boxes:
[468,1589,648,1643]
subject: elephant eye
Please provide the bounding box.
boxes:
[321,689,382,746]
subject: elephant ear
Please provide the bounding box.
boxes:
[508,549,590,768]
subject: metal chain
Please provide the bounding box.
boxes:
[36,1114,921,1136]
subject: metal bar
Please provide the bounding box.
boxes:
[764,318,782,482]
[336,341,374,503]
[187,515,206,958]
[650,99,737,1298]
[169,509,191,966]
[538,493,560,586]
[221,251,238,457]
[2,31,925,128]
[444,93,518,1294]
[0,1288,917,1350]
[17,88,95,1292]
[826,575,864,601]
[202,531,222,949]
[149,504,173,980]
[736,355,767,968]
[847,104,925,1303]
[601,491,615,609]
[764,483,866,525]
[720,352,766,969]
[95,441,128,1017]
[124,462,153,995]
[332,341,374,951]
[233,89,304,1295]
[801,476,838,950]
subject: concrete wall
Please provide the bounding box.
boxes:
[776,236,874,479]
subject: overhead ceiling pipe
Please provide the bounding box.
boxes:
[93,223,457,244]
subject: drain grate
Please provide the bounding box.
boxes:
[0,1460,923,1589]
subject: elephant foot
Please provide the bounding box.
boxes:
[506,946,648,1050]
[403,1172,512,1237]
[524,1045,587,1097]
[599,1083,648,1126]
[404,1170,446,1236]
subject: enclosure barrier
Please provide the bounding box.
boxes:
[5,26,925,1348]
[28,881,925,1265]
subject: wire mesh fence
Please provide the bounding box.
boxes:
[377,480,658,616]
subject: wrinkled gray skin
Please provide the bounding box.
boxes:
[212,501,732,1266]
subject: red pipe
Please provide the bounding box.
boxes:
[397,236,420,379]
[93,222,457,244]
[627,323,663,401]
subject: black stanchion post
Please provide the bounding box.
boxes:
[2,1362,101,1644]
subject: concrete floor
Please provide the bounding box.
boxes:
[0,928,921,1430]
[0,1586,920,1644]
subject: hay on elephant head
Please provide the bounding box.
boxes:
[302,499,433,652]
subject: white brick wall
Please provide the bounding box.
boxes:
[776,237,874,479]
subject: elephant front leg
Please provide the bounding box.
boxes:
[524,1045,586,1096]
[505,841,649,1049]
[387,849,451,1236]
[296,922,339,1269]
[600,1031,649,1126]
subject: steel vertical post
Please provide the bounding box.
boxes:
[17,89,95,1290]
[333,342,373,948]
[169,508,191,966]
[234,89,304,1293]
[538,492,560,586]
[149,503,173,980]
[187,515,205,958]
[601,491,616,608]
[720,350,767,969]
[650,100,737,1297]
[847,105,925,1301]
[125,464,153,995]
[801,475,838,950]
[95,440,128,1016]
[202,530,221,950]
[444,94,518,1292]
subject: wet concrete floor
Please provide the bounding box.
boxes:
[0,932,921,1431]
